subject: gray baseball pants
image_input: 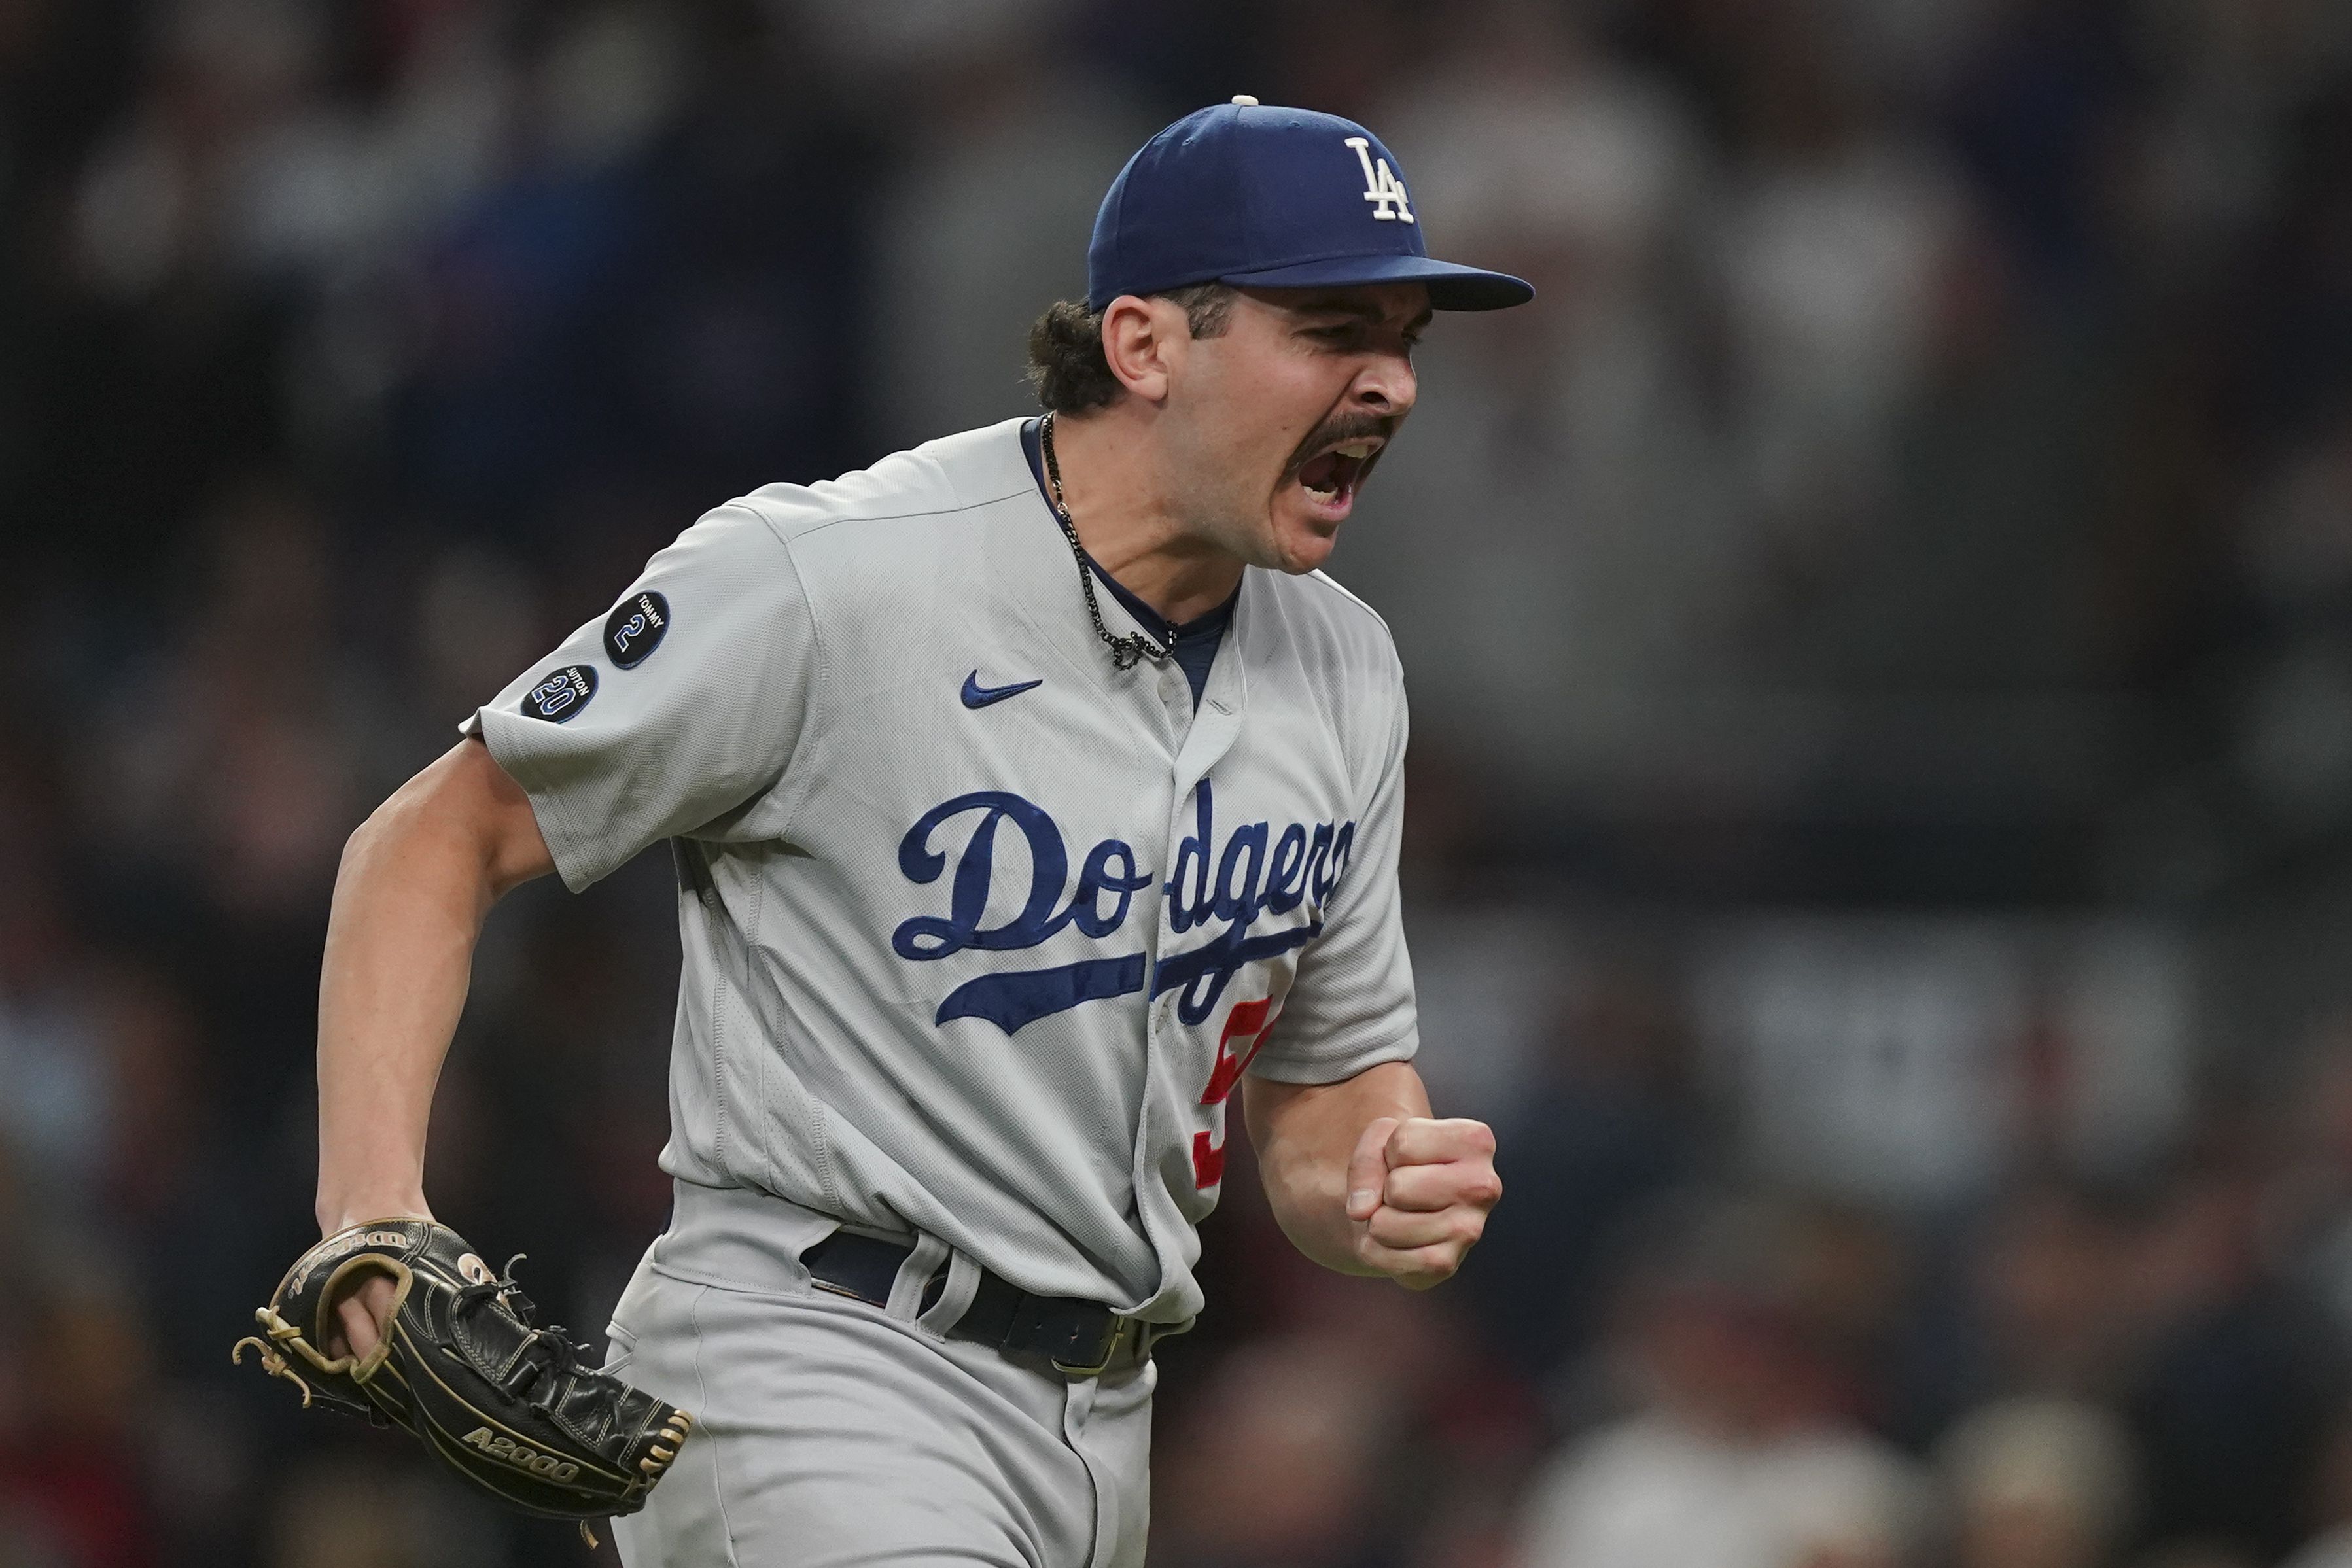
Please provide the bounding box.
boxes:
[604,1182,1155,1568]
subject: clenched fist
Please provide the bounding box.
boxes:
[1344,1116,1501,1288]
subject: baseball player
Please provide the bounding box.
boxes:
[312,98,1528,1566]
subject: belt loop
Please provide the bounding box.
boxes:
[914,1249,982,1340]
[886,1234,951,1321]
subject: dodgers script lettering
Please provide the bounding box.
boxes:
[892,781,1354,1035]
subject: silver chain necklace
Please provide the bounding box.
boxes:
[1039,410,1172,670]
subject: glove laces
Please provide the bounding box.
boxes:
[454,1256,594,1413]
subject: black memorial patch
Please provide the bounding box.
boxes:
[603,591,670,669]
[521,664,598,723]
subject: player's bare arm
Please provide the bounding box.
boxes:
[313,735,553,1349]
[1244,1061,1500,1288]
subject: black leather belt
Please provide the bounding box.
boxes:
[799,1230,1159,1378]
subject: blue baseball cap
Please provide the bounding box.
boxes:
[1087,96,1534,314]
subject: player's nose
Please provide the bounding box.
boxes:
[1352,350,1416,423]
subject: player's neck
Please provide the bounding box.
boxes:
[1047,409,1245,626]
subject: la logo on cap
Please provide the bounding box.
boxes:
[1087,97,1530,311]
[1344,137,1414,224]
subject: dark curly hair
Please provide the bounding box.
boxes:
[1025,283,1238,413]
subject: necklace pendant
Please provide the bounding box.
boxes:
[1043,411,1173,673]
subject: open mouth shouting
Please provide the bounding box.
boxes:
[1286,423,1392,524]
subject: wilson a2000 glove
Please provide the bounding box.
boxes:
[235,1218,691,1538]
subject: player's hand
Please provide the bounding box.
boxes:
[319,1207,431,1359]
[332,1274,400,1360]
[1343,1116,1500,1289]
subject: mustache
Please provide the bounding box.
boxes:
[1282,413,1399,480]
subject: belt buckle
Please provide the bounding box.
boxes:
[1051,1316,1128,1378]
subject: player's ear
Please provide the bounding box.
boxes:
[1098,294,1178,405]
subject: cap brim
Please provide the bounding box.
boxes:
[1219,253,1534,311]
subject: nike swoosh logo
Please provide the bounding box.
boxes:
[961,671,1044,709]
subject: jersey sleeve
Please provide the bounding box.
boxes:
[1250,672,1418,1084]
[463,502,818,892]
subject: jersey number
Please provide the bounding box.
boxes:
[1191,997,1276,1190]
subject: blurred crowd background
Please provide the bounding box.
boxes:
[5,0,2352,1564]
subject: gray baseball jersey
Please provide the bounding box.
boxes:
[465,417,1418,1324]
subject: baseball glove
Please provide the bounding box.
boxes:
[234,1218,691,1539]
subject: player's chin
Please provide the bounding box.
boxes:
[1263,489,1348,574]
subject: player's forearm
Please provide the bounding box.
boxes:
[1244,1060,1431,1274]
[315,794,493,1229]
[315,740,552,1232]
